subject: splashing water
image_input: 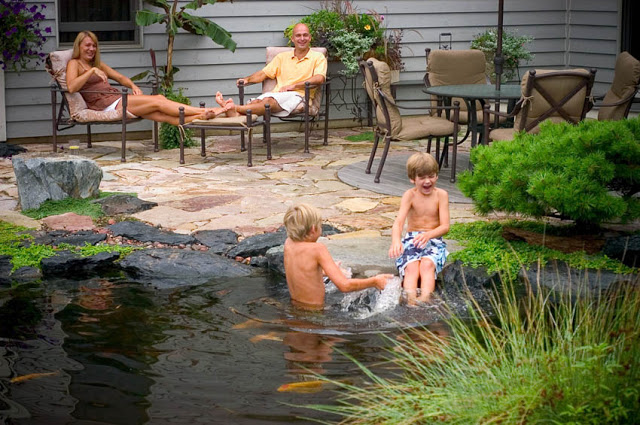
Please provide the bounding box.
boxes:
[338,276,402,319]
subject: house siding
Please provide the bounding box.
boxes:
[2,0,622,141]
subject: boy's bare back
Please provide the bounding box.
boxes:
[283,238,327,308]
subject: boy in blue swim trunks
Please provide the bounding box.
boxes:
[388,152,450,306]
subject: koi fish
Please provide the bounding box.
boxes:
[277,380,331,393]
[10,370,60,384]
[249,331,283,343]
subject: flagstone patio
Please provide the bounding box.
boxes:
[0,128,484,237]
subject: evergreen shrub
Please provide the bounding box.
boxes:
[458,118,640,227]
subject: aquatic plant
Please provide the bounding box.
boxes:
[306,272,640,423]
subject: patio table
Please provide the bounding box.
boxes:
[423,84,522,148]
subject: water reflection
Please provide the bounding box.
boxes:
[283,331,343,375]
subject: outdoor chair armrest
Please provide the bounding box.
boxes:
[376,87,461,114]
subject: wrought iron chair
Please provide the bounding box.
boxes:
[361,58,461,183]
[482,68,597,143]
[237,47,330,153]
[46,49,158,162]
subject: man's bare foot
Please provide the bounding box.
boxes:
[215,91,226,107]
[223,99,240,117]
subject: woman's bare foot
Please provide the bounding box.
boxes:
[198,108,222,120]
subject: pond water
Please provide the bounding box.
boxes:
[0,273,467,425]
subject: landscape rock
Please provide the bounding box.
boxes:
[602,234,640,268]
[266,245,285,275]
[0,143,27,158]
[440,260,500,289]
[12,156,102,210]
[29,230,106,247]
[227,229,287,258]
[320,236,397,276]
[0,255,12,286]
[109,220,196,245]
[119,248,253,288]
[92,194,158,216]
[519,260,637,295]
[193,229,239,254]
[40,250,121,278]
[10,266,42,283]
[41,212,96,231]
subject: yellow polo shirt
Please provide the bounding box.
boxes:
[262,49,327,98]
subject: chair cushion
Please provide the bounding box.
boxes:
[190,115,257,126]
[427,49,487,113]
[598,52,640,121]
[47,50,135,122]
[515,68,591,132]
[263,46,327,118]
[364,58,403,136]
[395,115,454,141]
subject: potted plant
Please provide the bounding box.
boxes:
[366,28,405,82]
[0,0,51,72]
[283,1,384,77]
[470,28,533,83]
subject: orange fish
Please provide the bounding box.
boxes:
[277,380,331,393]
[249,331,283,343]
[10,371,60,384]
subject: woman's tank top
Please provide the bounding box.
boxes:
[78,64,122,111]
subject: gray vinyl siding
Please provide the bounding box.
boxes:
[566,0,620,96]
[2,0,623,141]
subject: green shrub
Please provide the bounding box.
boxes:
[159,87,195,150]
[458,118,640,228]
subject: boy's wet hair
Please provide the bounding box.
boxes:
[283,203,323,242]
[406,152,439,180]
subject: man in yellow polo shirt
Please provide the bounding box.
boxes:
[216,23,327,117]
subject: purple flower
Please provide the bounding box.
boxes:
[45,27,51,33]
[29,5,37,13]
[5,27,17,37]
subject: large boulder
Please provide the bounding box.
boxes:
[119,248,253,288]
[12,156,102,210]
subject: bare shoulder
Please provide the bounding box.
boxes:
[436,187,449,200]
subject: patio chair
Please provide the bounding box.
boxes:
[482,68,597,143]
[361,58,460,183]
[424,48,488,127]
[237,47,330,154]
[46,49,158,162]
[594,51,640,121]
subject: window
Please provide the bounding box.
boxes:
[58,0,140,45]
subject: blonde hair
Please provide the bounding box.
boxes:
[406,152,439,180]
[72,31,101,67]
[283,203,322,241]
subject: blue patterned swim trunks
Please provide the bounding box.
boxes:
[395,232,449,279]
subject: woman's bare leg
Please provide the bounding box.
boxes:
[139,108,221,126]
[125,95,224,118]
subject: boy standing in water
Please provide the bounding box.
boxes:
[389,153,450,306]
[283,203,391,309]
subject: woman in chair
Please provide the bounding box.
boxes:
[66,31,227,125]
